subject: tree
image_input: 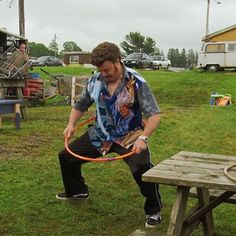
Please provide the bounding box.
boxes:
[179,48,187,68]
[167,48,198,68]
[186,49,196,68]
[143,37,156,55]
[120,32,158,55]
[63,41,82,52]
[28,42,54,57]
[49,36,59,56]
[168,48,180,67]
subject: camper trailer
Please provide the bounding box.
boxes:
[198,41,236,71]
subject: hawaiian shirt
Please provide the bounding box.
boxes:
[74,66,160,154]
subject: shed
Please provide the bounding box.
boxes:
[64,51,91,65]
[202,24,236,42]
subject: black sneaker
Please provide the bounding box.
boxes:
[56,191,89,200]
[145,213,162,228]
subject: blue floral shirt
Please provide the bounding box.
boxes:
[74,66,160,154]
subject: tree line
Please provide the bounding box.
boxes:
[28,31,198,68]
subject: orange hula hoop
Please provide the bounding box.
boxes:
[64,116,137,162]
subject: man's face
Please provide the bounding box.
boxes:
[97,60,120,82]
[19,44,26,53]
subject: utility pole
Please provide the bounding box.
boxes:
[206,0,210,36]
[18,0,25,37]
[205,0,222,36]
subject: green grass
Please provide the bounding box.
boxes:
[1,68,236,235]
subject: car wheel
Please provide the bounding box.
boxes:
[138,62,142,69]
[206,64,219,72]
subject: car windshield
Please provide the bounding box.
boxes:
[37,56,49,62]
[126,53,142,60]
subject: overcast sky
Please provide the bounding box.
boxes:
[0,0,235,54]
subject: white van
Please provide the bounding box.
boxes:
[198,41,236,71]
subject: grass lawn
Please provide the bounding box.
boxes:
[1,67,236,235]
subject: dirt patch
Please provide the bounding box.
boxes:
[0,134,52,161]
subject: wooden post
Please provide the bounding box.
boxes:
[19,0,25,37]
[197,188,214,236]
[14,103,21,129]
[167,186,190,236]
[71,76,75,106]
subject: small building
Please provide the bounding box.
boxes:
[202,24,236,42]
[64,51,91,65]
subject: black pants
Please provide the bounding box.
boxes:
[58,132,162,215]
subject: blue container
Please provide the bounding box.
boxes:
[210,92,216,105]
[29,72,40,79]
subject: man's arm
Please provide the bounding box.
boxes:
[141,113,161,137]
[63,108,84,139]
[132,113,160,154]
[133,81,161,154]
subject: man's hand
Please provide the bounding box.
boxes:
[132,138,147,154]
[63,125,75,139]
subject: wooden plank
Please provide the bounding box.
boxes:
[184,191,235,225]
[167,186,190,236]
[173,154,236,165]
[29,87,44,92]
[26,79,44,83]
[181,204,201,236]
[178,151,236,162]
[148,165,234,184]
[27,83,44,88]
[142,169,236,191]
[160,159,235,171]
[155,163,236,181]
[197,188,214,236]
[189,188,236,204]
[155,162,232,176]
[143,168,235,189]
[14,103,21,129]
[162,159,234,169]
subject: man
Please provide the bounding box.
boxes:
[57,42,162,228]
[12,42,29,75]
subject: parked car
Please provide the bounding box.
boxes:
[151,55,171,70]
[122,53,153,69]
[32,56,64,67]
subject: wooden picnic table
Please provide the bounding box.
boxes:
[142,151,236,236]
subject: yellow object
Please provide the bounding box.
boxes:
[216,95,232,106]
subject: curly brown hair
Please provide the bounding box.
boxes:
[90,42,121,66]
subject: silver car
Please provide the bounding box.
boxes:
[151,55,171,70]
[32,56,64,67]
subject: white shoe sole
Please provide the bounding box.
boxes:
[145,222,159,229]
[56,194,89,200]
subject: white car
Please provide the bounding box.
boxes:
[151,55,171,70]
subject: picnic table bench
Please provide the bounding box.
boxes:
[142,151,236,236]
[0,99,23,129]
[190,188,236,204]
